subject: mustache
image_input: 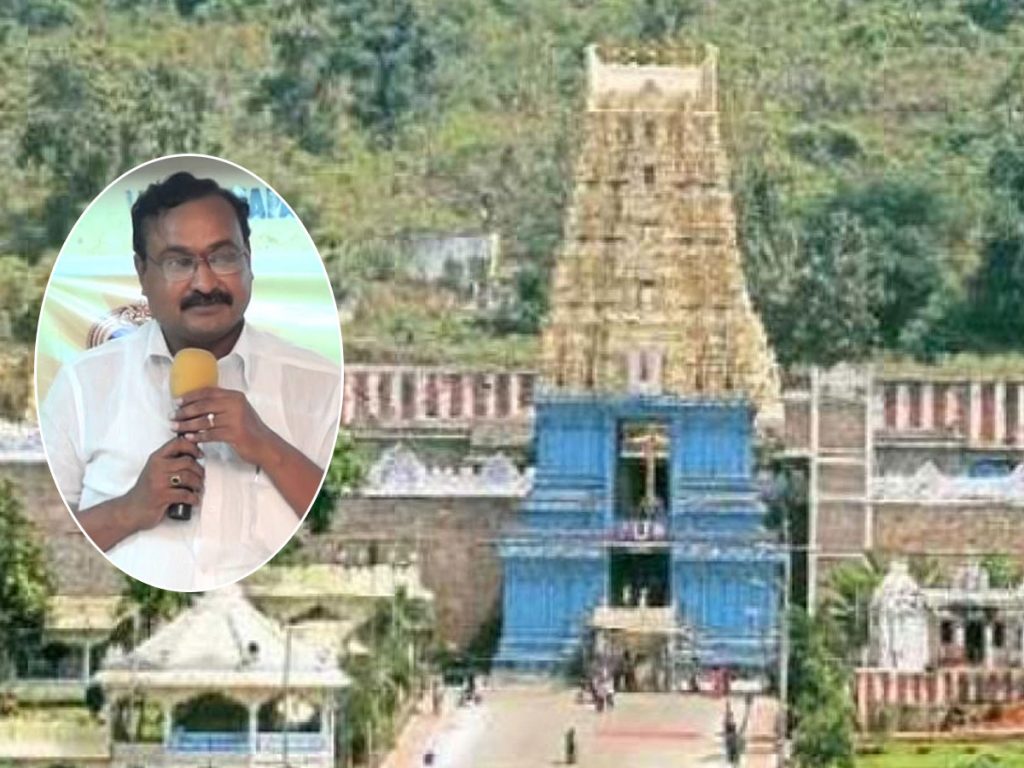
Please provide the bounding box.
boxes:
[180,290,233,310]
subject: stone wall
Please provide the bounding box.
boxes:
[873,502,1024,560]
[308,495,521,651]
[0,462,123,595]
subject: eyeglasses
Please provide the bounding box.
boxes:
[152,247,248,283]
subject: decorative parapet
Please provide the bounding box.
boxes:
[876,377,1024,447]
[785,365,1024,448]
[362,444,533,497]
[587,42,718,111]
[873,461,1024,503]
[341,365,536,428]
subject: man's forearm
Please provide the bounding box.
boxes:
[257,433,324,518]
[75,496,139,552]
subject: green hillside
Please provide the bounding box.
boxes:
[2,0,1024,401]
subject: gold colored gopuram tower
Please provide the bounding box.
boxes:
[542,43,781,423]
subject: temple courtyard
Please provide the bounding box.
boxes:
[384,684,779,768]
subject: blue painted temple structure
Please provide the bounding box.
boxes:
[496,395,783,672]
[496,44,786,678]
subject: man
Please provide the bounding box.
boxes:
[41,171,341,591]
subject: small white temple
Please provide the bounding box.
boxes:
[96,584,349,767]
[870,560,1024,672]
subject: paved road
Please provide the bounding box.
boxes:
[384,684,779,768]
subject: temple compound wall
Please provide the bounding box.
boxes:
[308,447,527,650]
[782,366,1024,602]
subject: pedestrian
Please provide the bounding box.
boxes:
[723,702,740,767]
[431,678,443,716]
[564,726,577,764]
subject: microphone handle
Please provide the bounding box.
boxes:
[167,501,192,521]
[166,432,193,521]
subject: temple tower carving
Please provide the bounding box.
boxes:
[542,44,781,423]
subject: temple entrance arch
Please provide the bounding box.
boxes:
[174,692,248,733]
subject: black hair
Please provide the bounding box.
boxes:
[131,171,251,260]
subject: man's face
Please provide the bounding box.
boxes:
[135,195,253,352]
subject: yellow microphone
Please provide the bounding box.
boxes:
[167,348,218,521]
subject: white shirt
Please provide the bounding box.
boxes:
[40,320,341,591]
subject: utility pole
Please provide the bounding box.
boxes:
[777,511,791,768]
[282,624,292,767]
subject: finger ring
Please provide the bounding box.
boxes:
[207,412,215,428]
[170,474,182,487]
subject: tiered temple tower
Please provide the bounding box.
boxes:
[496,44,784,679]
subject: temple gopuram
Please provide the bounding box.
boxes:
[494,43,785,682]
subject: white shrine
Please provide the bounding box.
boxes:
[97,585,349,767]
[871,560,1024,671]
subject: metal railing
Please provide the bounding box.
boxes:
[168,731,325,755]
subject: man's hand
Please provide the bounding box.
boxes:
[172,387,274,466]
[173,386,323,518]
[76,435,204,552]
[124,436,205,531]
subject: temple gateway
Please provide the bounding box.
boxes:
[495,44,785,686]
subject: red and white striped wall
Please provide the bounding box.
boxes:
[877,380,1024,446]
[341,365,537,427]
[855,668,1024,727]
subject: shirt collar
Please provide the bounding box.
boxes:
[143,319,253,389]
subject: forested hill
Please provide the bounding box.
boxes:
[1,0,1024,385]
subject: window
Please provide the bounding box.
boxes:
[940,621,953,644]
[644,165,656,187]
[994,622,1005,649]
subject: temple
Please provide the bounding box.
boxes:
[495,43,784,682]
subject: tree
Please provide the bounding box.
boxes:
[634,0,698,41]
[0,0,77,31]
[818,557,883,664]
[735,159,802,365]
[790,612,856,768]
[961,133,1024,350]
[256,0,346,154]
[260,0,436,149]
[307,431,366,534]
[19,48,212,252]
[112,577,192,647]
[819,178,948,352]
[0,479,54,678]
[981,553,1023,588]
[343,586,432,762]
[787,210,881,365]
[966,231,1023,347]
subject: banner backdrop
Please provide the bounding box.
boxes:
[35,155,343,403]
